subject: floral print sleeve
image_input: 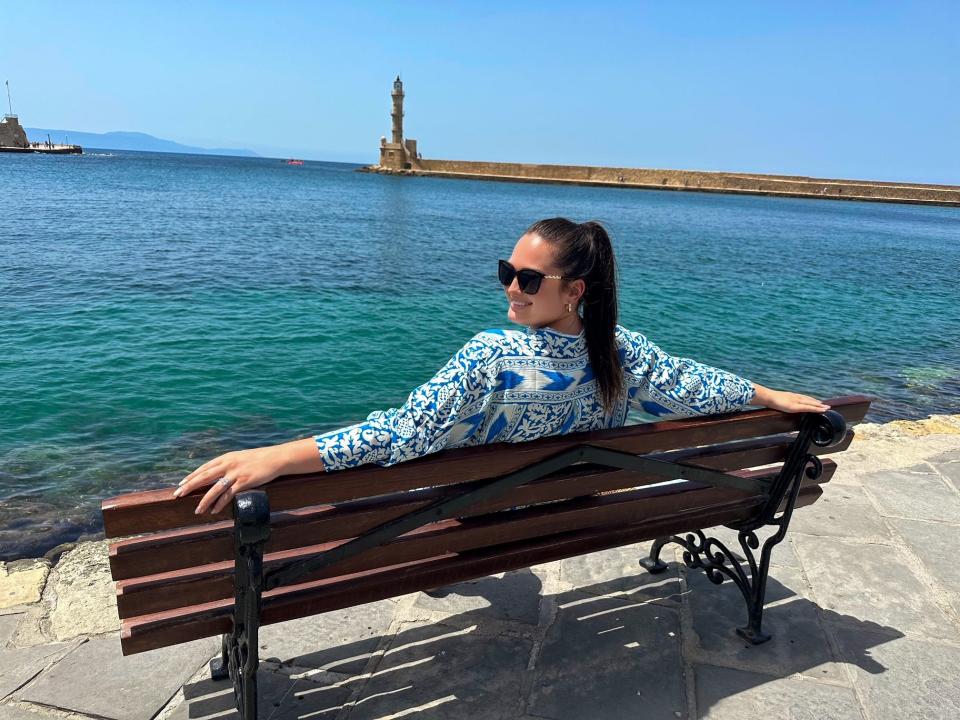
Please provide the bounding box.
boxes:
[313,332,501,471]
[617,326,756,419]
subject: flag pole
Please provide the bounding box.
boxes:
[5,80,12,116]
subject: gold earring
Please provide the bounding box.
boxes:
[564,303,574,312]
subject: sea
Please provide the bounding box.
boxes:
[2,150,959,560]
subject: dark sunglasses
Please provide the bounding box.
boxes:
[498,259,577,295]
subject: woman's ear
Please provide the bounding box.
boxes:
[568,279,586,303]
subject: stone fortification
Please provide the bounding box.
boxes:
[364,77,958,206]
[0,114,81,154]
[369,158,960,207]
[0,115,29,148]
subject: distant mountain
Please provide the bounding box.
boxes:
[24,128,259,157]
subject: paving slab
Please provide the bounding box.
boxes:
[789,483,891,542]
[527,591,685,720]
[171,667,354,720]
[820,444,862,482]
[685,564,846,682]
[694,664,862,720]
[413,567,545,626]
[258,598,398,674]
[559,541,685,602]
[271,672,359,720]
[17,635,218,720]
[861,466,960,523]
[0,640,79,700]
[0,614,21,648]
[931,457,960,492]
[345,620,532,720]
[0,703,68,719]
[949,591,960,619]
[833,626,960,720]
[886,517,960,595]
[793,534,957,641]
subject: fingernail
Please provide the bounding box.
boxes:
[173,488,181,497]
[178,479,187,486]
[194,508,201,515]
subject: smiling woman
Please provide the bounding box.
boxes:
[174,217,830,515]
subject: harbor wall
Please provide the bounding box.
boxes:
[376,158,960,207]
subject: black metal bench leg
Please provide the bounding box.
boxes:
[226,491,271,720]
[210,633,230,680]
[639,537,670,573]
[739,550,774,644]
[638,410,846,645]
[640,522,794,645]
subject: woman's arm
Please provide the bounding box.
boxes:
[175,332,500,514]
[619,327,829,417]
[312,332,500,471]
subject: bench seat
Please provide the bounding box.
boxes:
[102,394,871,718]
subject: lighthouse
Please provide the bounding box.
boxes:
[391,75,403,144]
[378,76,419,170]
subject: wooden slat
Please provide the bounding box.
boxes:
[102,395,870,537]
[108,428,854,581]
[114,462,836,618]
[119,484,826,655]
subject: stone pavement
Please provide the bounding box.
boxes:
[1,416,959,719]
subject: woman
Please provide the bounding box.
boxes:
[175,218,830,515]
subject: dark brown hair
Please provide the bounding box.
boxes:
[525,218,623,415]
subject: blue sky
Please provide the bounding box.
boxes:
[2,1,957,182]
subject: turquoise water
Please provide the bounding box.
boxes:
[2,150,959,559]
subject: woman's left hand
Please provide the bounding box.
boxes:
[173,445,288,515]
[764,390,831,414]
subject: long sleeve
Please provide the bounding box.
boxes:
[313,332,501,471]
[618,326,756,419]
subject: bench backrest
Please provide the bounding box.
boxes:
[102,394,871,654]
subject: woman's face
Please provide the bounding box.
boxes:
[504,233,585,329]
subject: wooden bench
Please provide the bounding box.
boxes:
[101,394,871,719]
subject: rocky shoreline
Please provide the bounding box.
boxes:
[3,413,959,649]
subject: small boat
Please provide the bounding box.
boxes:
[286,158,304,165]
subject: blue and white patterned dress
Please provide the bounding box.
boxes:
[313,325,756,472]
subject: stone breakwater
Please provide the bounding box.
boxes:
[361,159,960,207]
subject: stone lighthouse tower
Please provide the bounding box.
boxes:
[391,75,404,144]
[379,75,419,170]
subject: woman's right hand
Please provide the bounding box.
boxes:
[173,445,289,515]
[173,437,326,515]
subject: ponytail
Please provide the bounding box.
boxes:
[524,218,623,415]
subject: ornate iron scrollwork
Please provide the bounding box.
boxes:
[640,410,846,644]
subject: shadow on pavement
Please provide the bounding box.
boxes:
[176,561,903,719]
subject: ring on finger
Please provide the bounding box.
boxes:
[217,476,235,488]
